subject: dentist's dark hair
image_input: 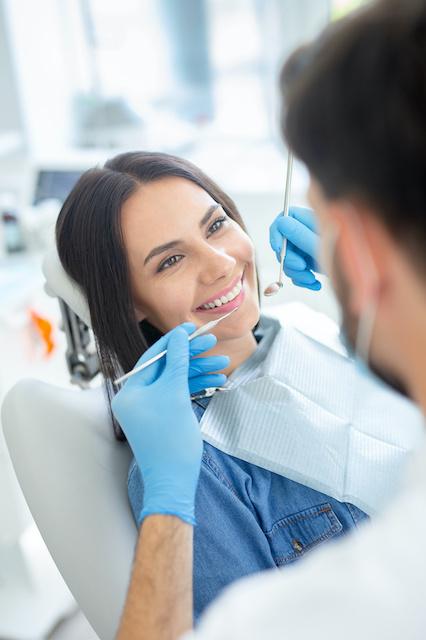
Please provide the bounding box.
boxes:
[280,0,426,273]
[56,151,254,440]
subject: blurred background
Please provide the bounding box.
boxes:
[0,0,365,637]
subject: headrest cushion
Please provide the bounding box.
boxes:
[42,246,92,328]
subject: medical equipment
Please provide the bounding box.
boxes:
[43,245,100,387]
[269,206,321,290]
[114,307,237,385]
[264,151,294,296]
[59,298,100,387]
[199,314,424,516]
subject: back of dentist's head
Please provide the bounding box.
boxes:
[280,0,426,277]
[56,151,248,440]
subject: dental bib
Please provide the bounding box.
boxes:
[199,309,424,515]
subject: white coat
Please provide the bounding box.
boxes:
[184,434,426,640]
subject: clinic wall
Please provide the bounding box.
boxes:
[0,1,22,135]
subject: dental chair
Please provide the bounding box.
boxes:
[1,247,347,640]
[1,247,137,640]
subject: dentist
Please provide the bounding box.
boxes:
[113,0,426,638]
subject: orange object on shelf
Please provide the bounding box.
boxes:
[29,309,55,356]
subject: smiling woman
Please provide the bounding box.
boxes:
[118,172,260,371]
[55,151,368,621]
[56,151,260,431]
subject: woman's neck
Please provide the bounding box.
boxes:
[209,331,258,377]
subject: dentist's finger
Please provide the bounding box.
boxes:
[270,215,286,256]
[189,374,227,394]
[271,224,312,267]
[289,206,318,232]
[163,328,191,388]
[181,322,197,333]
[189,355,230,377]
[283,244,308,271]
[291,279,322,291]
[284,266,320,286]
[189,333,217,356]
[275,216,318,259]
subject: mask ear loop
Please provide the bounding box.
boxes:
[354,298,377,365]
[319,223,339,276]
[344,213,380,501]
[321,213,380,502]
[349,210,380,366]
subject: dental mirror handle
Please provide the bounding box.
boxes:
[263,150,294,296]
[278,151,294,284]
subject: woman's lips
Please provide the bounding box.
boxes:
[197,274,242,308]
[195,277,245,315]
[196,288,245,315]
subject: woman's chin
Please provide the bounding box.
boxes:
[213,300,260,341]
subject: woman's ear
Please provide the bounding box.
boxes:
[134,304,147,322]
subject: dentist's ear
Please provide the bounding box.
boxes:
[330,203,381,317]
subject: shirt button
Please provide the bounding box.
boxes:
[292,539,303,553]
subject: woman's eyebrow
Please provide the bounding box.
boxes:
[143,204,220,266]
[199,203,220,227]
[143,240,181,266]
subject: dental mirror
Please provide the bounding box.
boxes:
[264,151,294,297]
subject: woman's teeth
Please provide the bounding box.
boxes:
[200,280,242,310]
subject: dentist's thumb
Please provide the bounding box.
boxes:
[163,327,191,390]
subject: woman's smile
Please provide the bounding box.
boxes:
[195,272,245,315]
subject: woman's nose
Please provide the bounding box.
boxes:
[198,245,236,286]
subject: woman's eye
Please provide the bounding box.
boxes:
[158,254,184,272]
[156,216,227,272]
[208,216,227,235]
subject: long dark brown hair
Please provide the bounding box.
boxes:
[56,151,254,440]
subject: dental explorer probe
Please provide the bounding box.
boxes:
[264,150,294,296]
[114,307,238,385]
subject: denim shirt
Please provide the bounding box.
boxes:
[128,396,369,622]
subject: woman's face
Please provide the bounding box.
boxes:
[120,176,260,342]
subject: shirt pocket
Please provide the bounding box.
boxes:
[265,502,343,566]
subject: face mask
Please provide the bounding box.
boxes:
[321,218,410,399]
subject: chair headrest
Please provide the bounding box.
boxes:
[42,246,92,328]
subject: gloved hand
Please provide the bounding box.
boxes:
[269,206,322,291]
[187,333,229,395]
[112,323,229,526]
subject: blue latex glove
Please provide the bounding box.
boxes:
[187,334,229,395]
[269,206,322,291]
[111,323,230,526]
